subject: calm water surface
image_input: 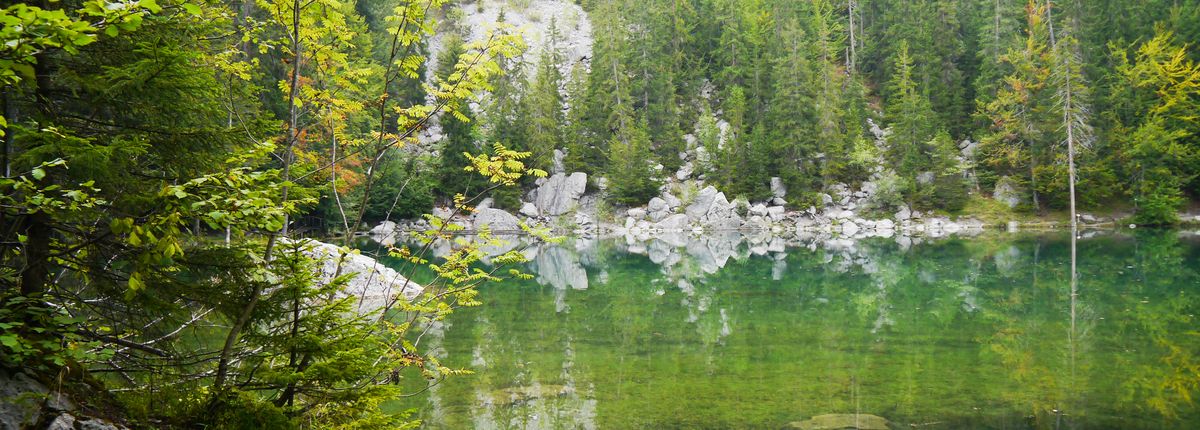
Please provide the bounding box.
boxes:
[379,231,1200,429]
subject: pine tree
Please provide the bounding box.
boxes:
[767,17,819,194]
[608,115,662,205]
[886,40,938,180]
[436,35,481,199]
[977,0,1054,209]
[524,19,567,172]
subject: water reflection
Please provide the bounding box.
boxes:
[380,230,1200,429]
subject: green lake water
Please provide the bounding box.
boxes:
[379,231,1200,429]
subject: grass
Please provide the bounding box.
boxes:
[955,194,1069,228]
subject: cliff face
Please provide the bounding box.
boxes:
[419,0,593,146]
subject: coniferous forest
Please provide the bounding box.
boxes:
[1,0,1199,428]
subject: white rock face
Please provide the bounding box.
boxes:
[842,221,860,236]
[770,177,787,198]
[683,186,745,229]
[627,208,647,219]
[299,239,422,313]
[474,207,523,232]
[676,161,694,180]
[767,206,786,221]
[655,214,691,231]
[426,0,592,85]
[533,172,588,215]
[519,202,540,217]
[662,191,682,209]
[647,197,670,221]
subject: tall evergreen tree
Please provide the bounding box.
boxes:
[436,34,481,199]
[608,115,662,205]
[524,19,567,172]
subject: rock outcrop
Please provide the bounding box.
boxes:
[532,172,587,216]
[1,368,129,430]
[300,239,422,312]
[473,207,523,233]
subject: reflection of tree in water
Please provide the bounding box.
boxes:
[387,230,1200,428]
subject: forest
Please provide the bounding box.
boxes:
[1,0,1199,428]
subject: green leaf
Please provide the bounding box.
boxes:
[30,168,45,180]
[182,3,201,15]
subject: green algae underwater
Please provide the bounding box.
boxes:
[374,230,1200,429]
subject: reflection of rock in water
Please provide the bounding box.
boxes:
[529,245,589,290]
[994,245,1022,277]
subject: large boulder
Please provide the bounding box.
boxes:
[770,177,787,198]
[647,197,670,221]
[655,214,691,231]
[369,220,397,236]
[685,186,722,219]
[473,208,522,233]
[685,186,743,229]
[532,172,588,215]
[675,161,694,180]
[662,191,682,209]
[519,202,540,217]
[767,206,786,221]
[551,149,566,174]
[299,239,422,312]
[993,176,1023,208]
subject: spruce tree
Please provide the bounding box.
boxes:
[435,35,481,199]
[608,115,662,205]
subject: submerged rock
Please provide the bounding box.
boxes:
[491,384,574,406]
[788,413,890,430]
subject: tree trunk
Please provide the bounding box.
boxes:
[215,0,301,389]
[20,215,50,296]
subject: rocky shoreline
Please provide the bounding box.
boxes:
[367,169,1104,244]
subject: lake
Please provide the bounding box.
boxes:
[379,230,1200,429]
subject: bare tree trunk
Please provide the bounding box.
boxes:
[2,88,12,178]
[847,0,856,74]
